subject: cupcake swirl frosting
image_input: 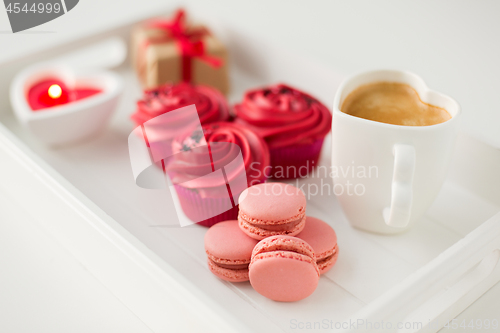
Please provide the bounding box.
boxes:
[168,122,270,194]
[132,82,230,126]
[234,84,332,148]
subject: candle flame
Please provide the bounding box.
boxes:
[48,84,62,99]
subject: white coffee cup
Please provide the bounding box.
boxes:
[331,70,461,234]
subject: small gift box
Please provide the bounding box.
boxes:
[131,9,229,95]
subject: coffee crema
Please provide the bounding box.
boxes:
[341,82,451,126]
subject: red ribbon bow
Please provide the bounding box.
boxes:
[140,9,223,83]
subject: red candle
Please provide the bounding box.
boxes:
[28,78,101,111]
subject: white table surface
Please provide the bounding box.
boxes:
[1,0,499,332]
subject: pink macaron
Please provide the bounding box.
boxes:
[204,220,259,282]
[297,216,339,274]
[249,235,319,302]
[238,183,307,240]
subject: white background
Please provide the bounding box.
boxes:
[1,0,499,332]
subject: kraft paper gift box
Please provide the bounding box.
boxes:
[131,10,229,95]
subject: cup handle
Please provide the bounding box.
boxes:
[383,144,416,228]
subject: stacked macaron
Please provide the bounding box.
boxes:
[238,183,306,240]
[204,182,338,302]
[205,220,258,282]
[298,216,339,274]
[249,235,320,302]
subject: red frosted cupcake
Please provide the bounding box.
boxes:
[131,82,230,157]
[234,84,331,179]
[167,122,270,227]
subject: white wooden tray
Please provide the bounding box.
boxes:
[1,13,500,333]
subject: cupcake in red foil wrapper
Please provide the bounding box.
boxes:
[234,84,332,179]
[167,122,270,227]
[131,82,230,157]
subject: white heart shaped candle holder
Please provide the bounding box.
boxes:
[9,39,125,146]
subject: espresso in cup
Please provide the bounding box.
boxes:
[341,82,451,126]
[332,70,461,233]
